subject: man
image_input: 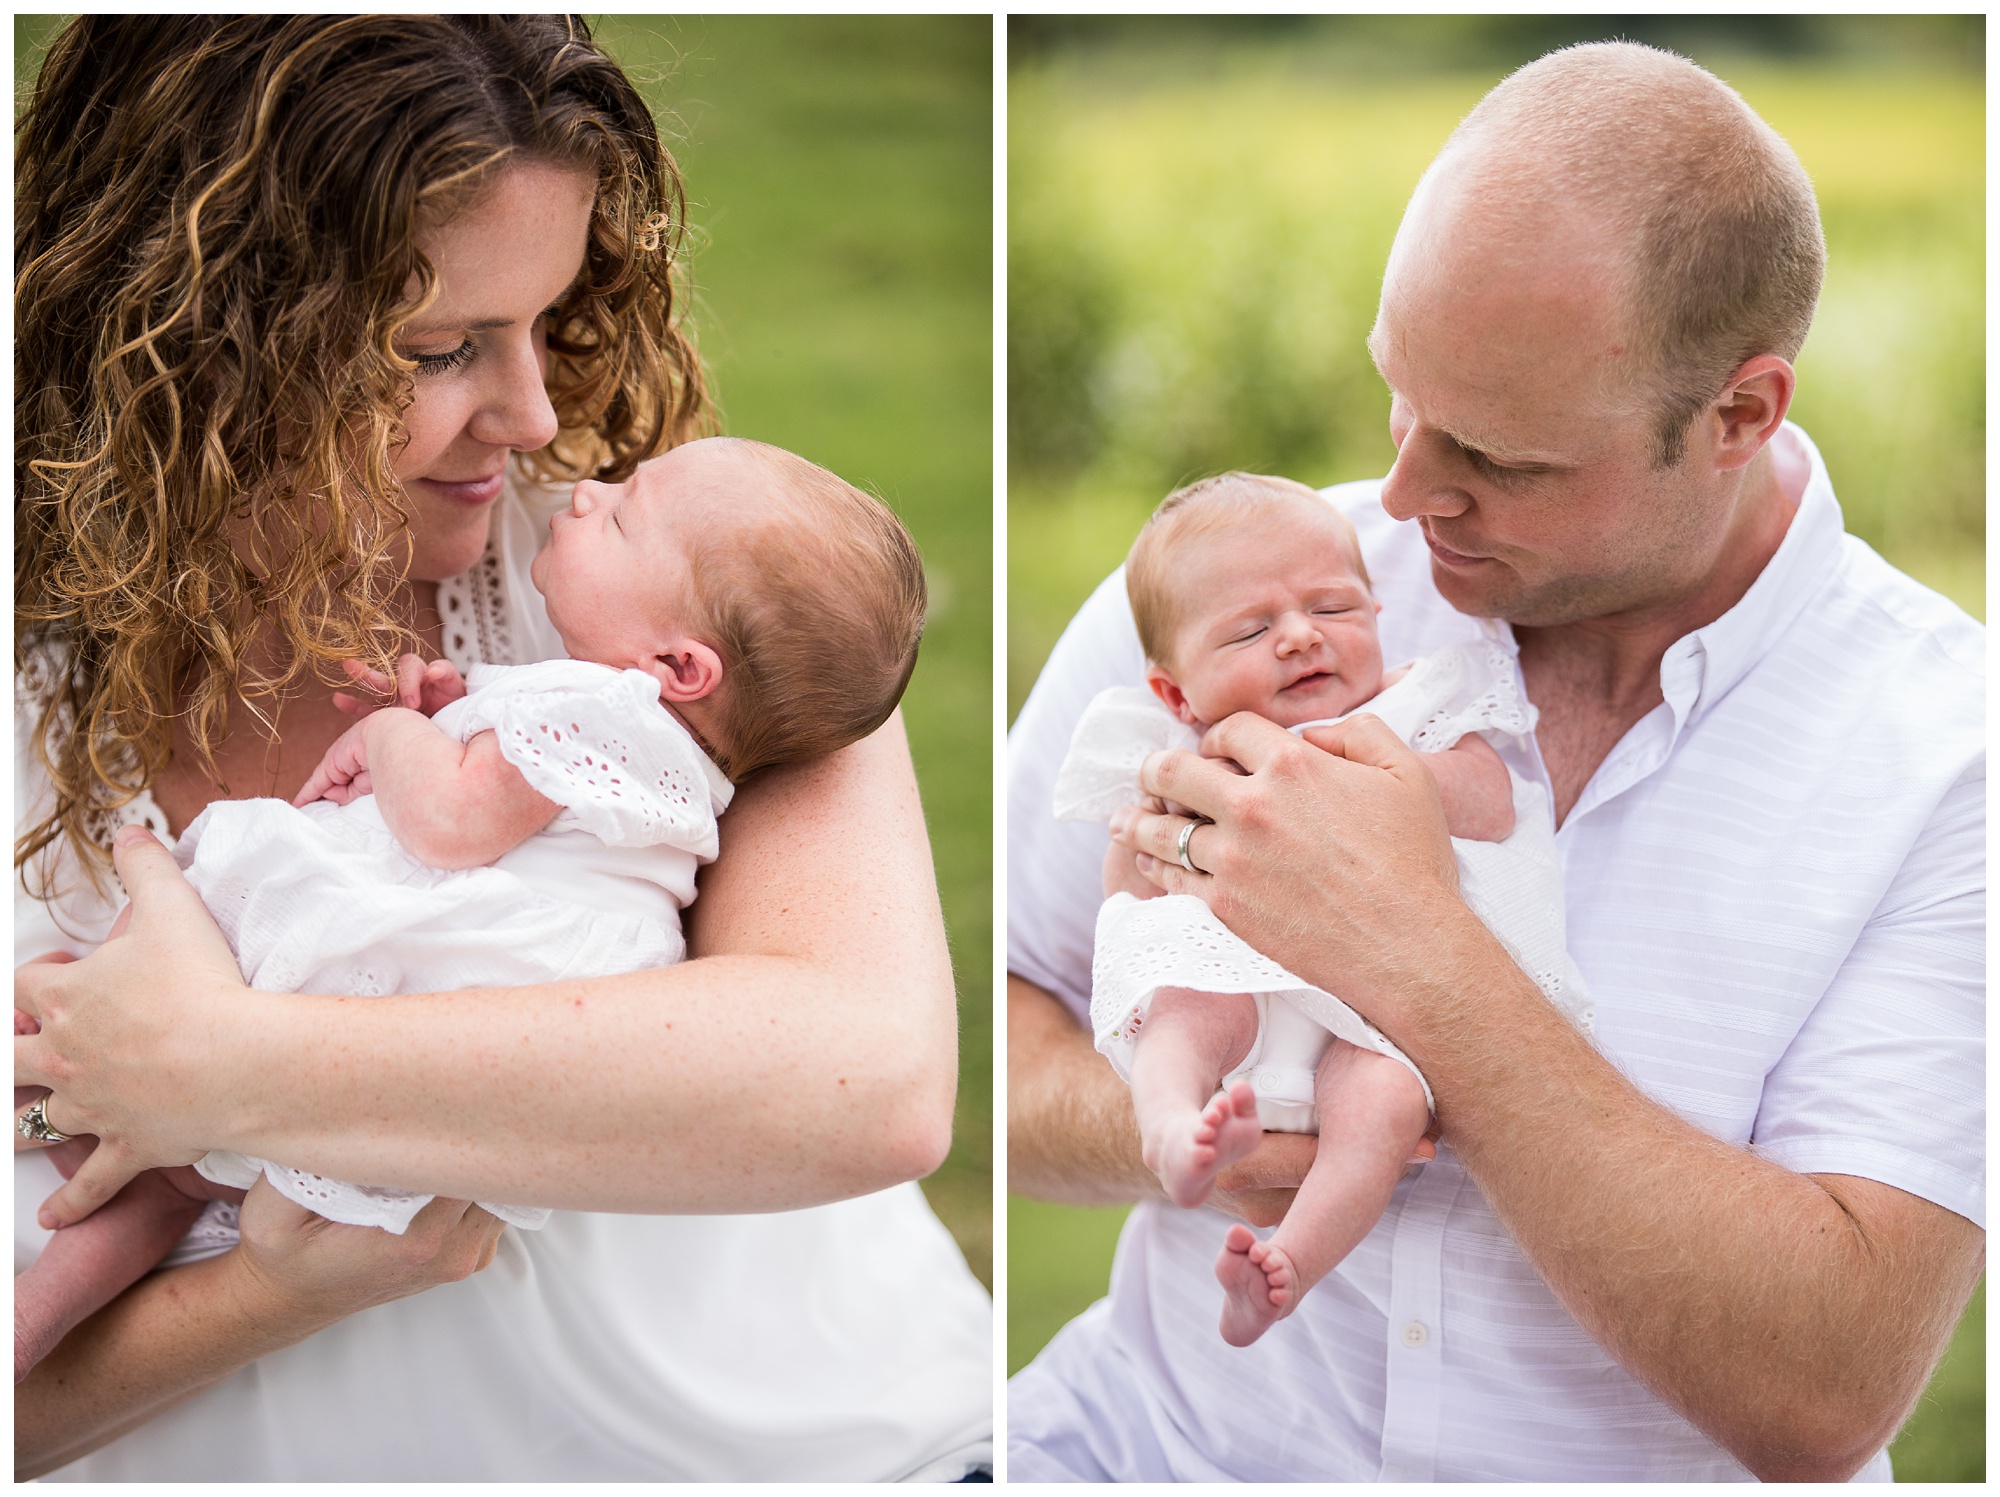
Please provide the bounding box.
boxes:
[1007,42,1982,1482]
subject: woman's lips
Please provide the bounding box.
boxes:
[417,472,505,506]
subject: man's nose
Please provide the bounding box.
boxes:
[1379,421,1473,523]
[469,332,560,455]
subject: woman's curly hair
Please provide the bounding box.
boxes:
[16,15,712,896]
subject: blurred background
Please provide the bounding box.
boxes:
[603,15,993,1288]
[1006,15,1981,1480]
[13,14,994,1287]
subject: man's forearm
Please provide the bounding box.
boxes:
[1008,975,1156,1205]
[1007,975,1316,1227]
[16,1253,334,1479]
[1394,917,1983,1482]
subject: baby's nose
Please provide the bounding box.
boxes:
[569,482,602,516]
[1274,613,1319,651]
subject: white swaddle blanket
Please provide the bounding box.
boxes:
[178,659,733,1233]
[1054,638,1593,1128]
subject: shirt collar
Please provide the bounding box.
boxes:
[1665,421,1842,728]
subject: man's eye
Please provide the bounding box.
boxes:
[1465,446,1540,482]
[410,341,475,375]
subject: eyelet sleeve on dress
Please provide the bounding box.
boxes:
[437,660,734,859]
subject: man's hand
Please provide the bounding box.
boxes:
[332,654,467,720]
[1110,711,1476,1032]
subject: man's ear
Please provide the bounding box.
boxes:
[1145,665,1198,727]
[1707,354,1795,473]
[650,640,725,703]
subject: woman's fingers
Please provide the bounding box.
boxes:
[38,1139,138,1228]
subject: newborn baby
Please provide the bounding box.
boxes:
[1054,472,1591,1346]
[16,436,928,1381]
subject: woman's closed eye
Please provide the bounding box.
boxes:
[411,340,476,376]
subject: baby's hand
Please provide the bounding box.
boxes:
[333,655,467,720]
[1102,837,1161,900]
[294,719,374,807]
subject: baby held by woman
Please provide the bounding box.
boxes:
[15,437,927,1382]
[1054,473,1591,1346]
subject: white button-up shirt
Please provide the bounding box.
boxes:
[1005,426,1983,1482]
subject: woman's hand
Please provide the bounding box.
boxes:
[15,827,251,1227]
[1111,711,1482,1031]
[333,653,467,720]
[230,1179,505,1325]
[15,1178,504,1480]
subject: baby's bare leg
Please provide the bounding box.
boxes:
[15,1148,229,1383]
[1128,988,1264,1208]
[1216,1040,1430,1347]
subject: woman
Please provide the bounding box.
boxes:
[14,16,990,1481]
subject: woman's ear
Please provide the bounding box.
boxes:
[650,640,725,703]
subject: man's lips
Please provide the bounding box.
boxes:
[1421,524,1494,568]
[416,472,505,506]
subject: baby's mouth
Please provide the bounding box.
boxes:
[1280,671,1333,694]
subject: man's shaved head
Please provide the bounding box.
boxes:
[1402,42,1824,466]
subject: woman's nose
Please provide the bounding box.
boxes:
[1379,420,1473,524]
[470,331,561,455]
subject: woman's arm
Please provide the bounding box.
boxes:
[18,713,958,1223]
[17,1184,505,1480]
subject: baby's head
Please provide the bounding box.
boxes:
[1126,473,1383,730]
[530,436,925,778]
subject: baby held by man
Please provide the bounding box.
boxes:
[16,437,927,1382]
[1054,473,1591,1346]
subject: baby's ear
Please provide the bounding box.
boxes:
[650,640,724,703]
[1144,666,1198,727]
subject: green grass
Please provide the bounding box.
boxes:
[599,16,992,1285]
[1006,29,1983,1471]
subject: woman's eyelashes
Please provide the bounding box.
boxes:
[407,305,563,377]
[411,340,476,376]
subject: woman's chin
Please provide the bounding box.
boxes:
[406,519,497,583]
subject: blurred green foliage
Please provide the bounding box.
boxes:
[600,15,992,1286]
[1006,18,1983,1476]
[1008,18,1984,716]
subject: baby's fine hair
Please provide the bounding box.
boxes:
[1126,472,1369,667]
[689,440,926,779]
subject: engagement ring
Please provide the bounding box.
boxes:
[17,1094,72,1145]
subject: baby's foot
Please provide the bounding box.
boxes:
[1215,1223,1297,1347]
[1151,1082,1263,1209]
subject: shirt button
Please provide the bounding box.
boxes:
[1401,1321,1428,1348]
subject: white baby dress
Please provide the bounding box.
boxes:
[1054,638,1593,1129]
[179,658,733,1233]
